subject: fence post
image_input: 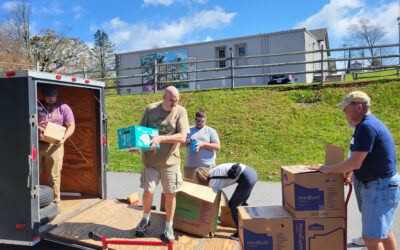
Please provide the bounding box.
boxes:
[230,48,234,90]
[153,59,158,94]
[320,45,324,84]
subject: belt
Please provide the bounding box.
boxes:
[361,174,394,185]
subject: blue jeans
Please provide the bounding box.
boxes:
[354,173,400,239]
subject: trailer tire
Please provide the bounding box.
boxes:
[39,185,54,208]
[40,202,58,225]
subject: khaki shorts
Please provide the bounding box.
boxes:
[184,164,216,180]
[140,164,182,193]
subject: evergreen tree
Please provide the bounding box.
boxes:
[91,29,115,79]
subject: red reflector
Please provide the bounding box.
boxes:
[103,135,106,145]
[32,146,37,161]
[6,72,15,77]
[56,75,62,80]
[71,77,77,82]
[16,224,25,229]
[32,236,39,241]
[85,80,90,84]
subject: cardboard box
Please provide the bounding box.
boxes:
[293,217,345,250]
[220,190,236,228]
[238,206,293,250]
[117,125,160,151]
[42,122,66,144]
[173,181,221,237]
[281,144,345,218]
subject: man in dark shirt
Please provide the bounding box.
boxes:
[310,91,400,250]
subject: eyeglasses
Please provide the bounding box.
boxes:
[195,119,205,124]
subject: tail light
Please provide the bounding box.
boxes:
[56,75,62,80]
[103,135,106,145]
[71,77,77,82]
[6,71,16,77]
[16,224,25,229]
[85,80,90,84]
[32,146,37,161]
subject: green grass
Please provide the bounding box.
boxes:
[105,80,400,182]
[344,69,399,81]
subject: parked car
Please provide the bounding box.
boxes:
[268,74,293,85]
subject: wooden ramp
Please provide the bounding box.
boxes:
[46,199,238,249]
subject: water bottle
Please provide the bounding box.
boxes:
[190,139,198,152]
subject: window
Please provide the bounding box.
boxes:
[216,47,226,68]
[238,47,246,57]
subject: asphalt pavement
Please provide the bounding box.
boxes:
[106,171,400,250]
[2,171,399,249]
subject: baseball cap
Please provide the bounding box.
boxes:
[42,85,58,97]
[337,91,370,108]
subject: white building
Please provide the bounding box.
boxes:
[115,28,330,94]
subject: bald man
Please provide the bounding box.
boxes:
[131,86,189,243]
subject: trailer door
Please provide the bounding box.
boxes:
[0,76,40,245]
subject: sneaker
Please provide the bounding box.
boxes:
[160,226,175,243]
[135,218,150,237]
[229,232,238,240]
[351,237,366,246]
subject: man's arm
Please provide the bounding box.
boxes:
[309,151,368,174]
[149,133,187,150]
[56,122,75,145]
[196,141,220,151]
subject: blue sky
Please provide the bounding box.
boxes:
[0,0,399,53]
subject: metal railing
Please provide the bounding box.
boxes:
[69,43,400,93]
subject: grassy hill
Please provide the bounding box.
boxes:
[105,79,400,182]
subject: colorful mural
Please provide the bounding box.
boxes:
[140,49,189,92]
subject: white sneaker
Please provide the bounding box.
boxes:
[351,237,366,246]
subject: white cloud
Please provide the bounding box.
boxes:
[104,7,236,52]
[204,36,213,42]
[72,6,86,21]
[40,2,64,15]
[1,1,18,10]
[142,0,208,6]
[296,0,399,46]
[142,0,175,6]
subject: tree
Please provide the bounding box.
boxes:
[345,18,386,67]
[6,1,32,60]
[90,29,115,79]
[30,29,89,73]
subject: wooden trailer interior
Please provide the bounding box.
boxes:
[46,199,239,250]
[37,84,103,217]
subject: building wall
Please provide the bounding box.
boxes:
[116,29,323,94]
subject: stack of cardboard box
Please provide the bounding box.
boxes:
[238,145,347,250]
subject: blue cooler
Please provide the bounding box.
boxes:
[117,125,160,151]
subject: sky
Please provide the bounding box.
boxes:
[0,0,399,54]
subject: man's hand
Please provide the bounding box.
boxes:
[194,140,203,151]
[149,134,162,150]
[38,126,46,141]
[308,164,326,172]
[54,136,66,146]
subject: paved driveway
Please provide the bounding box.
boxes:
[107,172,400,250]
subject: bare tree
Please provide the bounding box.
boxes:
[30,29,89,73]
[6,1,32,60]
[345,18,387,67]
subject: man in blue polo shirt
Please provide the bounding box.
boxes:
[182,110,220,179]
[310,91,399,250]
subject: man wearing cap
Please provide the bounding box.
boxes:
[310,91,399,250]
[38,85,75,207]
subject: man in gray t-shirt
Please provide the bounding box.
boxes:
[182,110,220,179]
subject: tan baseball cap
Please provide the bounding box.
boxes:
[337,91,370,108]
